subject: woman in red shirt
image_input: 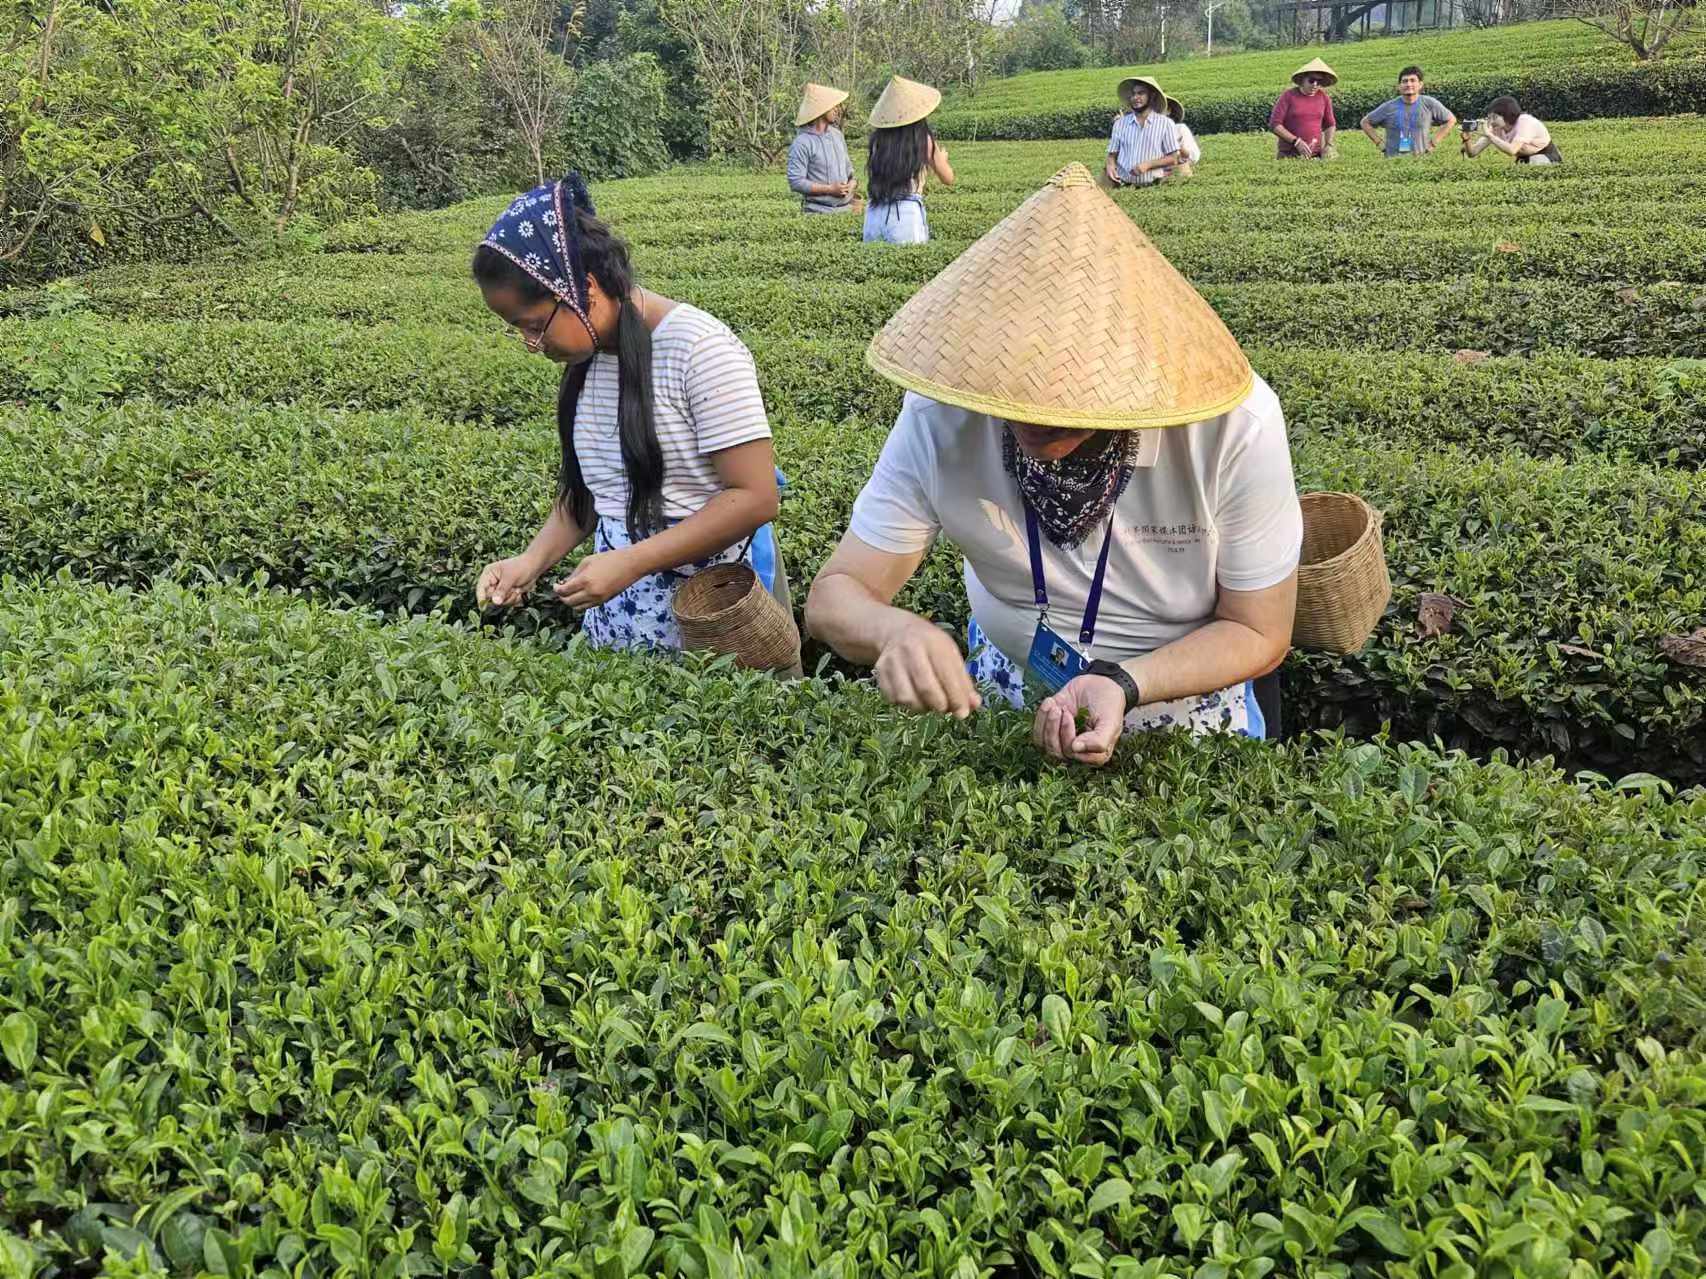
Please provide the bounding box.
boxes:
[1269,58,1338,159]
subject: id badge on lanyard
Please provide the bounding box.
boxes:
[1021,493,1122,695]
[1397,99,1418,153]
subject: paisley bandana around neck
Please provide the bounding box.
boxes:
[1003,428,1139,548]
[481,172,598,341]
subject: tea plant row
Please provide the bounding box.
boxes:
[2,578,1703,1277]
[4,398,1702,775]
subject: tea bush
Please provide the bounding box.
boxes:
[4,400,1704,774]
[4,318,1702,465]
[2,579,1704,1277]
[933,20,1706,140]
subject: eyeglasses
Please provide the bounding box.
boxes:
[519,298,562,353]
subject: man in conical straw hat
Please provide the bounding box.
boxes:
[1270,57,1338,159]
[807,164,1301,764]
[788,83,858,216]
[1102,74,1183,189]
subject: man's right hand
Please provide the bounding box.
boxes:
[1293,136,1314,157]
[476,554,542,608]
[873,614,982,719]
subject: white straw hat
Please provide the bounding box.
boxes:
[1292,57,1338,86]
[795,83,850,128]
[868,76,942,129]
[866,163,1253,430]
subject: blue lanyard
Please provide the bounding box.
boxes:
[1400,98,1420,135]
[1023,478,1127,648]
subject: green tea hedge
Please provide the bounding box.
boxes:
[4,401,1702,777]
[935,60,1706,141]
[7,317,1703,467]
[2,578,1703,1276]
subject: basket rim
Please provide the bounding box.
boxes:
[1297,491,1384,577]
[673,561,764,626]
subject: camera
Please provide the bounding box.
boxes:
[1463,119,1485,133]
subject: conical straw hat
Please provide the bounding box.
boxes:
[1292,57,1338,86]
[1117,75,1165,104]
[1165,95,1185,122]
[869,75,942,128]
[795,83,849,127]
[865,163,1252,430]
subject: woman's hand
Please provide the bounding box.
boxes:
[554,547,644,610]
[476,555,543,608]
[1033,674,1127,766]
[1293,136,1315,157]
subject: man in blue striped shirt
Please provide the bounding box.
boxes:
[1102,76,1183,189]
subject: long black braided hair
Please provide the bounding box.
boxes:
[472,181,665,541]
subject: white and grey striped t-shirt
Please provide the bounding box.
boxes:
[575,303,772,522]
[1107,111,1182,185]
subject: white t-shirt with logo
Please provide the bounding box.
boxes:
[849,378,1303,666]
[576,303,771,522]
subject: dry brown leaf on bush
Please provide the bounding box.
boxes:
[1494,241,1521,254]
[1615,287,1641,305]
[1416,593,1459,640]
[1659,629,1706,668]
[1453,349,1492,365]
[1556,643,1602,660]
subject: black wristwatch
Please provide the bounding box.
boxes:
[1086,660,1141,714]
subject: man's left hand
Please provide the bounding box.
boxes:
[1033,673,1127,767]
[554,548,643,610]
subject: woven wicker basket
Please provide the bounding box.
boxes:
[1294,492,1391,654]
[672,563,801,672]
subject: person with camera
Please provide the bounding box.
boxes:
[1361,66,1456,157]
[1462,96,1562,165]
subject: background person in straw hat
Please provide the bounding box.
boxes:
[864,75,955,245]
[1270,58,1338,160]
[1165,95,1201,177]
[1102,76,1183,189]
[470,173,798,662]
[788,83,859,215]
[807,164,1301,765]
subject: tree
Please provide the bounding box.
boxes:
[474,0,582,186]
[657,0,813,166]
[1557,0,1697,59]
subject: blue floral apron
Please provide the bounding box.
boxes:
[579,471,785,654]
[964,618,1265,739]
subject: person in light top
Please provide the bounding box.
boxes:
[470,173,797,660]
[864,76,955,245]
[1165,95,1201,176]
[1102,75,1183,188]
[807,164,1301,765]
[1463,96,1562,165]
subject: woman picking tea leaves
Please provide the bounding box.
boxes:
[471,173,798,658]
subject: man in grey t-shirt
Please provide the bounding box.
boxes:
[788,83,858,214]
[1361,66,1456,157]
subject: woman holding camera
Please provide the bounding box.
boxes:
[1463,97,1562,166]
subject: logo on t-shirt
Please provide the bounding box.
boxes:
[1136,521,1208,553]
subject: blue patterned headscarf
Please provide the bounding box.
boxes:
[481,173,598,339]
